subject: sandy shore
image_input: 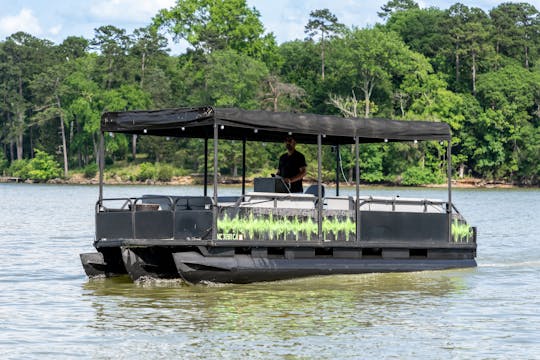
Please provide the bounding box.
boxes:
[39,173,525,189]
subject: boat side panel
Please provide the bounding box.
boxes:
[96,203,453,244]
[174,210,213,239]
[361,212,449,242]
[96,212,133,240]
[135,211,174,239]
[96,208,213,241]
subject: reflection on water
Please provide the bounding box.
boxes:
[81,271,472,358]
[2,184,540,359]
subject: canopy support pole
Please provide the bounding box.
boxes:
[447,139,452,242]
[98,132,104,203]
[355,136,360,242]
[212,123,218,241]
[335,144,340,196]
[317,134,323,242]
[242,138,246,196]
[204,137,208,197]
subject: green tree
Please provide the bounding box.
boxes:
[490,2,540,69]
[63,55,102,167]
[130,26,169,89]
[334,28,424,118]
[91,25,132,89]
[304,8,344,80]
[154,0,277,61]
[99,84,152,161]
[27,149,62,181]
[278,40,322,111]
[129,26,170,159]
[475,64,540,180]
[0,32,54,160]
[30,64,72,177]
[0,150,8,173]
[385,7,448,59]
[445,3,469,89]
[445,4,493,94]
[516,122,539,184]
[57,36,89,60]
[405,83,474,178]
[204,49,268,108]
[378,0,419,20]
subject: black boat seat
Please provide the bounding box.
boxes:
[141,195,212,211]
[305,184,325,198]
[186,196,212,210]
[217,196,241,206]
[174,196,212,210]
[141,195,174,210]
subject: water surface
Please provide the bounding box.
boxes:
[0,184,539,359]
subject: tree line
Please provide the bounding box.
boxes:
[0,0,538,185]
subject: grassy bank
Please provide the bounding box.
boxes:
[40,171,524,189]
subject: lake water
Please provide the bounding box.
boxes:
[0,183,539,359]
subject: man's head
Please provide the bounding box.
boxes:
[285,136,296,152]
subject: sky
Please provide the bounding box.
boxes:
[1,0,540,54]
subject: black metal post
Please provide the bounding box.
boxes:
[447,139,452,242]
[98,132,105,203]
[317,134,323,242]
[212,124,218,241]
[204,137,208,197]
[242,138,246,196]
[335,144,340,196]
[355,136,360,242]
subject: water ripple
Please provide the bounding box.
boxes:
[1,184,539,359]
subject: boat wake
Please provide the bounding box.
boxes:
[87,274,107,280]
[479,260,540,268]
[198,280,231,287]
[135,276,186,287]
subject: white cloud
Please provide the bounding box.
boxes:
[89,0,176,22]
[0,8,42,37]
[49,24,62,36]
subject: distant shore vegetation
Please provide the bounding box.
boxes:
[0,1,538,186]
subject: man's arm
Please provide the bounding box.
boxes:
[285,166,306,185]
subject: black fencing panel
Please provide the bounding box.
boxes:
[174,210,213,240]
[134,211,174,239]
[96,212,133,240]
[360,212,448,242]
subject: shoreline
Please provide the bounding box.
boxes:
[3,174,531,189]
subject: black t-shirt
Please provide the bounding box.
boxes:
[278,150,307,193]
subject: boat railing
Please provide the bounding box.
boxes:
[96,197,134,212]
[96,195,214,241]
[96,194,455,214]
[215,193,474,244]
[96,195,215,212]
[357,196,446,213]
[95,193,474,244]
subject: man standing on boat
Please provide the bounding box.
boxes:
[277,136,307,193]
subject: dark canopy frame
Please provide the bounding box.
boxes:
[98,107,454,242]
[101,106,451,144]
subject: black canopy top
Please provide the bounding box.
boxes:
[101,106,451,144]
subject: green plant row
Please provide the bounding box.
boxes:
[452,220,473,243]
[218,212,356,241]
